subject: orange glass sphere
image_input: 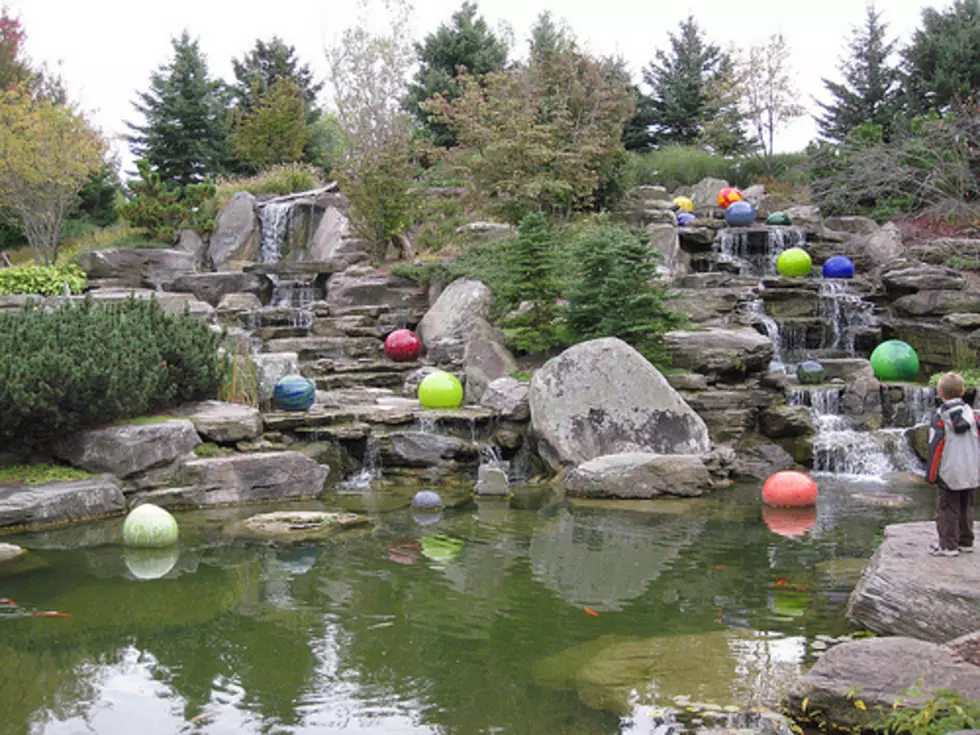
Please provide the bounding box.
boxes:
[762,470,818,508]
[762,505,818,537]
[717,187,744,209]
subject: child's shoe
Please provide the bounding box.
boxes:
[960,545,974,553]
[928,543,960,557]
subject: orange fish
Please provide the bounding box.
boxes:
[0,599,15,605]
[31,611,70,618]
[584,607,599,617]
[712,564,727,569]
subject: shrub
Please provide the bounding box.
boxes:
[871,689,980,735]
[119,159,216,241]
[0,297,222,450]
[929,369,980,388]
[628,146,733,190]
[0,263,86,295]
[212,163,326,206]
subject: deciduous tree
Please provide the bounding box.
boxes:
[742,34,805,161]
[230,78,311,169]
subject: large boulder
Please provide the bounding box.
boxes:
[76,249,196,289]
[646,224,688,280]
[760,405,814,439]
[529,338,711,471]
[480,377,530,421]
[170,401,263,443]
[379,432,479,467]
[848,521,980,642]
[418,278,493,351]
[178,451,329,504]
[564,453,712,498]
[464,319,518,402]
[893,290,980,317]
[784,637,980,731]
[861,222,906,269]
[324,270,427,316]
[882,265,966,294]
[0,477,125,529]
[56,420,200,478]
[252,352,300,404]
[666,328,773,380]
[168,272,270,306]
[307,194,352,261]
[208,191,260,270]
[690,177,730,209]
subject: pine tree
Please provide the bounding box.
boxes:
[902,0,980,114]
[230,78,310,168]
[230,37,323,116]
[816,4,900,142]
[528,11,571,59]
[127,32,229,188]
[404,2,508,146]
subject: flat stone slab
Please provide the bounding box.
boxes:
[784,637,980,730]
[178,451,330,505]
[170,401,263,443]
[236,511,368,542]
[0,477,125,530]
[564,453,712,498]
[56,419,200,478]
[848,521,980,642]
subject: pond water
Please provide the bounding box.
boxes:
[0,475,935,735]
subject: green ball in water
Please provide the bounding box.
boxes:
[418,371,464,409]
[777,247,812,277]
[122,503,179,548]
[124,546,180,580]
[766,211,793,226]
[870,340,920,382]
[796,360,826,385]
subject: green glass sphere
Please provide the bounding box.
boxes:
[796,361,826,385]
[122,504,179,548]
[766,211,793,226]
[777,247,812,277]
[870,340,920,382]
[418,371,464,409]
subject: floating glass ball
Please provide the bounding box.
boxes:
[412,490,443,509]
[273,374,316,411]
[762,505,817,537]
[122,503,179,548]
[796,360,826,385]
[762,470,818,508]
[673,195,694,212]
[777,247,812,278]
[677,212,696,226]
[822,255,856,280]
[870,340,920,382]
[766,211,792,226]
[418,371,463,409]
[717,187,744,209]
[384,328,422,362]
[724,200,756,227]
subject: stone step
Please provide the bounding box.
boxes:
[264,336,383,361]
[313,371,407,391]
[300,358,420,377]
[263,403,496,433]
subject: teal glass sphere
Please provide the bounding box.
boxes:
[273,374,316,411]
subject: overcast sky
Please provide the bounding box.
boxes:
[11,0,940,167]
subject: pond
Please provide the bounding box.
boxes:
[0,475,934,735]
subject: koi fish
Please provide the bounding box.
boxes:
[584,607,599,617]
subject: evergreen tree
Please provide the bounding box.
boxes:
[230,78,310,169]
[902,0,980,114]
[528,11,571,60]
[404,2,508,146]
[642,17,734,146]
[816,4,900,142]
[127,32,229,188]
[230,36,322,117]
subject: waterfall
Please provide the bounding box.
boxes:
[259,202,293,264]
[415,413,439,434]
[714,227,804,277]
[341,435,382,489]
[903,385,937,425]
[743,296,785,372]
[817,281,877,353]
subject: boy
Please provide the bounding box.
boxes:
[926,372,980,557]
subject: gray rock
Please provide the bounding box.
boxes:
[629,185,670,203]
[76,248,196,289]
[0,477,125,529]
[908,424,930,461]
[73,288,215,321]
[665,372,710,392]
[176,229,206,263]
[464,319,518,402]
[169,272,270,306]
[403,366,441,397]
[237,510,367,541]
[760,405,814,438]
[684,390,765,444]
[823,216,880,235]
[475,465,510,496]
[170,401,263,443]
[819,358,874,382]
[666,328,773,380]
[690,177,730,209]
[646,224,688,279]
[741,183,775,217]
[882,265,966,294]
[0,542,25,563]
[678,226,716,248]
[307,194,352,260]
[216,292,262,315]
[945,313,980,330]
[178,451,329,504]
[530,338,711,471]
[862,222,906,268]
[0,294,34,314]
[670,287,748,324]
[480,377,530,421]
[252,352,300,404]
[380,432,479,467]
[455,221,517,241]
[784,205,821,225]
[418,278,493,348]
[731,443,797,481]
[848,521,980,642]
[208,191,260,270]
[784,637,980,731]
[893,290,980,317]
[325,271,427,316]
[564,453,712,498]
[56,420,200,478]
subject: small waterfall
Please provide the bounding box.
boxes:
[743,296,785,372]
[903,385,937,425]
[342,435,382,489]
[268,275,315,308]
[259,202,293,264]
[817,281,877,353]
[714,227,804,277]
[415,414,439,434]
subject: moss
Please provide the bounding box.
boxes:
[194,443,236,458]
[0,464,94,486]
[114,415,175,426]
[510,370,534,382]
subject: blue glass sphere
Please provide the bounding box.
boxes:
[796,361,826,385]
[677,212,696,227]
[724,200,756,227]
[412,490,443,510]
[822,255,856,280]
[272,375,315,411]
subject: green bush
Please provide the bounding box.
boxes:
[119,159,216,242]
[213,163,326,205]
[0,264,86,295]
[929,369,980,388]
[871,689,980,735]
[627,146,811,192]
[0,297,223,450]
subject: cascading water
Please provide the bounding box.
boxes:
[259,202,293,264]
[903,385,937,425]
[714,227,804,277]
[743,296,785,372]
[817,281,877,353]
[341,435,382,490]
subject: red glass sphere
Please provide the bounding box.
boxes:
[762,470,819,508]
[384,329,422,362]
[762,505,818,537]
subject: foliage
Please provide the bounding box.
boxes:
[407,191,470,252]
[218,343,259,407]
[305,113,347,174]
[128,31,230,188]
[119,158,216,241]
[0,296,222,451]
[930,369,980,388]
[816,5,900,143]
[405,1,508,147]
[229,36,323,117]
[229,77,311,169]
[0,85,105,265]
[194,442,236,458]
[742,34,806,161]
[0,7,31,92]
[871,689,980,735]
[74,163,121,227]
[0,463,93,486]
[0,262,85,295]
[212,163,326,211]
[328,0,420,251]
[565,218,683,364]
[626,145,809,191]
[428,46,635,222]
[902,0,980,115]
[699,55,758,156]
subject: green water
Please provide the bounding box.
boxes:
[0,476,934,735]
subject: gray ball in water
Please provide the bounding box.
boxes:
[412,490,443,510]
